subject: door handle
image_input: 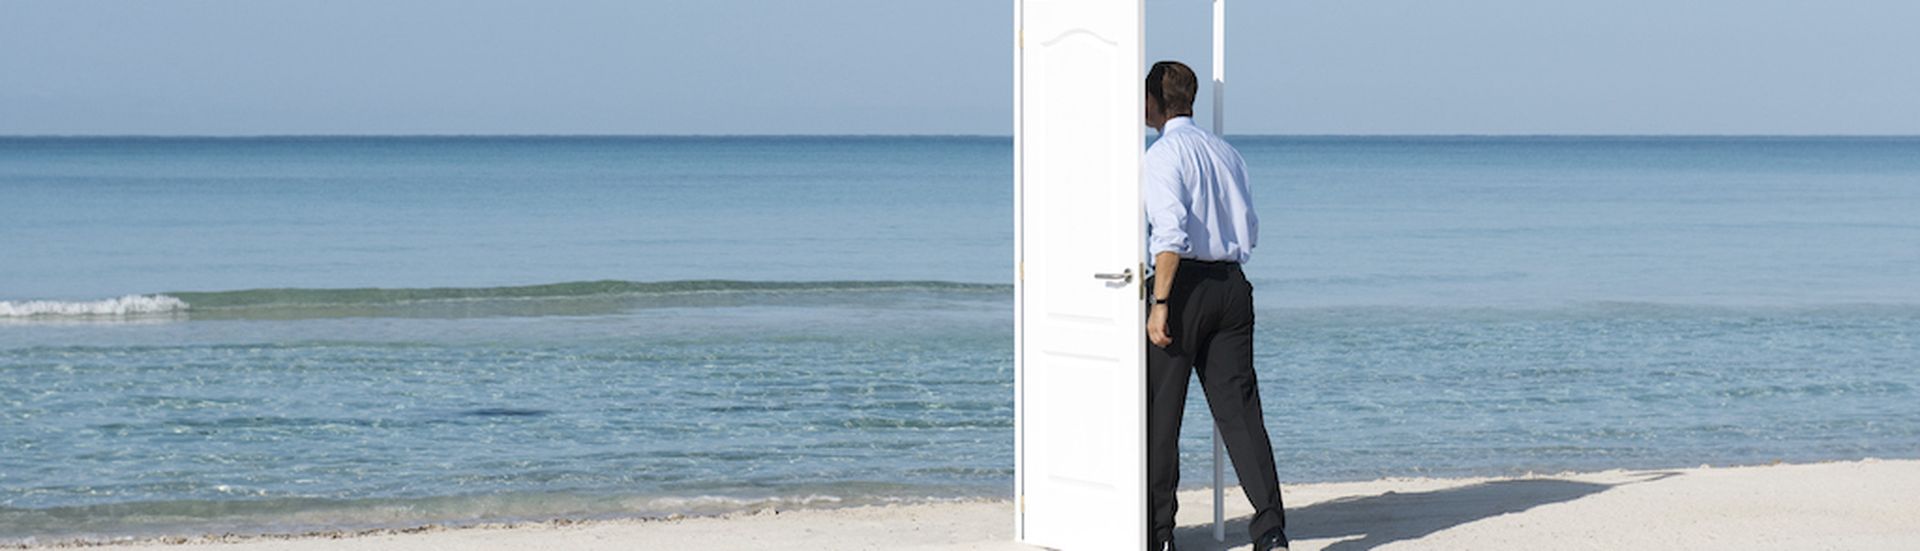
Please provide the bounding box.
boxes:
[1093,268,1133,283]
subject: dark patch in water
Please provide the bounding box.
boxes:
[463,407,551,418]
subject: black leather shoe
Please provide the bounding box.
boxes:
[1253,527,1290,551]
[1150,540,1176,551]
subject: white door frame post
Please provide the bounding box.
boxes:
[1209,1,1229,542]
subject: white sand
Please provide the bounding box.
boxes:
[41,459,1920,551]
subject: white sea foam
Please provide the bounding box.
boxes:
[630,493,848,513]
[0,294,189,317]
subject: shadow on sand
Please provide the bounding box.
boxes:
[1171,472,1679,551]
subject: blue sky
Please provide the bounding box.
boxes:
[2,0,1915,135]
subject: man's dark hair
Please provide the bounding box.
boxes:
[1146,61,1198,116]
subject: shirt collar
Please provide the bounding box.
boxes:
[1161,116,1196,133]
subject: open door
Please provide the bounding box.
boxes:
[1014,1,1145,550]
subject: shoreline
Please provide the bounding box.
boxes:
[13,457,1918,550]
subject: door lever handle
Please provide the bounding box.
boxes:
[1093,268,1133,283]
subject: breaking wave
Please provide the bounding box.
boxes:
[1,280,1009,320]
[0,295,188,317]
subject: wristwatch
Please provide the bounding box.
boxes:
[1149,295,1170,306]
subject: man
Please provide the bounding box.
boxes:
[1141,60,1287,551]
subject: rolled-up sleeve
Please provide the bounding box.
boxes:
[1142,145,1189,257]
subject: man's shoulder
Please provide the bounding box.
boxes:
[1148,126,1205,154]
[1153,125,1245,164]
[1190,127,1246,167]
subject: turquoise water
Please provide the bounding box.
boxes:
[3,136,1918,543]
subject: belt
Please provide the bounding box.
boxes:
[1179,258,1241,269]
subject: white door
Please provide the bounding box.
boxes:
[1014,0,1145,549]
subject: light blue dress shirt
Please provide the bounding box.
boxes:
[1143,116,1259,264]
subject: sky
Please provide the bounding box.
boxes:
[2,0,1916,135]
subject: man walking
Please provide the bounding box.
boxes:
[1141,60,1287,551]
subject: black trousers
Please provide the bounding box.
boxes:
[1146,259,1285,544]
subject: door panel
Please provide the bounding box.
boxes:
[1015,1,1144,549]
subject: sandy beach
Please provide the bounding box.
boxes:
[26,458,1914,551]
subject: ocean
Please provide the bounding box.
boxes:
[2,136,1917,543]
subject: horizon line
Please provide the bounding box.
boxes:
[4,133,1919,139]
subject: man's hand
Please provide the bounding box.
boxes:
[1147,303,1172,347]
[1147,251,1180,348]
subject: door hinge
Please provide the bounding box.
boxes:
[1139,261,1147,299]
[1018,261,1024,282]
